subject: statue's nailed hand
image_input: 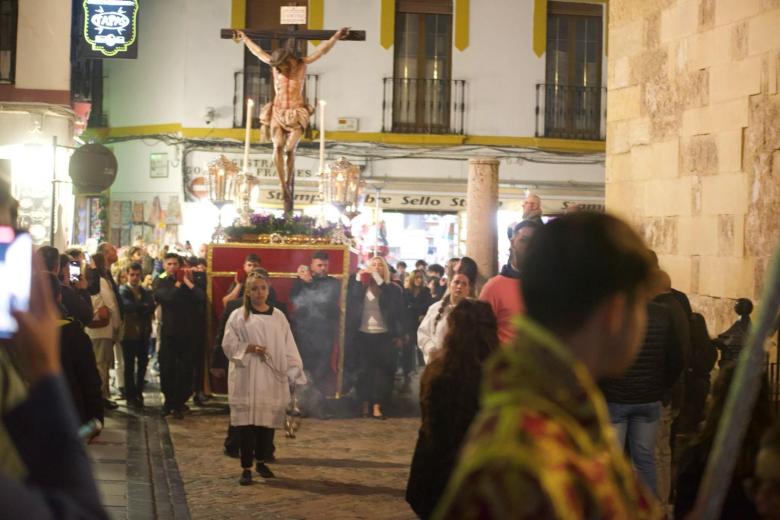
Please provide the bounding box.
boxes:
[336,27,350,40]
[235,29,247,42]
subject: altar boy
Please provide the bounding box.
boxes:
[222,271,306,485]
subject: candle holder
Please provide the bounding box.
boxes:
[208,155,241,242]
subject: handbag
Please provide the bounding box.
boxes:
[86,306,110,329]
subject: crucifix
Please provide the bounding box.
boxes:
[221,11,365,216]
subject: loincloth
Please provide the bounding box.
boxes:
[259,102,314,141]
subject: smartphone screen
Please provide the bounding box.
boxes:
[0,227,32,339]
[70,262,81,281]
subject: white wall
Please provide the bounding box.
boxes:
[308,0,390,132]
[105,0,188,126]
[15,0,72,91]
[104,0,607,137]
[180,0,243,128]
[453,1,543,136]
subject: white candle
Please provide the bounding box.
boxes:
[318,99,327,175]
[243,98,254,175]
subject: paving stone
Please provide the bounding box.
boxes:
[168,411,420,519]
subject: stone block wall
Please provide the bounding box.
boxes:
[606,0,780,337]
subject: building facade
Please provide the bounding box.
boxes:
[606,0,780,334]
[91,0,608,264]
[0,0,76,248]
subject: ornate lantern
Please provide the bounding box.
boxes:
[324,157,365,220]
[207,155,240,242]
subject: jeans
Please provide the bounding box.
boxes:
[91,338,114,399]
[607,400,662,495]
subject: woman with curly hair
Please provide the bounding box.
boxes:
[406,299,499,519]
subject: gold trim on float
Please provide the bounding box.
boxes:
[210,270,344,279]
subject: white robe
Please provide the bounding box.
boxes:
[222,307,306,428]
[417,299,451,364]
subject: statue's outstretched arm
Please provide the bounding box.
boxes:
[237,30,271,64]
[303,27,349,65]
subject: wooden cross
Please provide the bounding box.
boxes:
[220,28,366,43]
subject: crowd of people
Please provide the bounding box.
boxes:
[1,172,780,519]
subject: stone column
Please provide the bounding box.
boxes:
[466,157,499,287]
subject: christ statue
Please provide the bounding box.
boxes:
[237,28,349,214]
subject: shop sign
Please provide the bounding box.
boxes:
[183,151,317,202]
[82,0,139,58]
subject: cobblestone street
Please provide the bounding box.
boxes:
[167,403,420,520]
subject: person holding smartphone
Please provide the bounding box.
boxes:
[345,256,405,420]
[58,254,93,328]
[153,253,205,419]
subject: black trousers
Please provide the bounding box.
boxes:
[121,339,149,401]
[192,333,205,393]
[356,332,396,408]
[159,335,193,411]
[238,425,275,469]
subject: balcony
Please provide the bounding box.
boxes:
[535,83,606,141]
[233,71,319,131]
[382,78,466,135]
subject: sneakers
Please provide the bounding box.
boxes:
[255,462,275,479]
[103,399,119,410]
[239,469,252,486]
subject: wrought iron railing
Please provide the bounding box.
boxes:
[535,83,606,141]
[233,71,319,130]
[382,77,466,135]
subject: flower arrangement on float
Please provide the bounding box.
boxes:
[224,213,353,245]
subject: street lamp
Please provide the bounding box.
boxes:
[207,155,240,242]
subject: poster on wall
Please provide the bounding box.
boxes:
[166,196,182,225]
[150,153,169,178]
[182,150,318,202]
[77,0,140,59]
[120,201,132,226]
[132,201,145,223]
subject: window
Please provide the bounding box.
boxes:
[391,0,453,133]
[543,2,604,140]
[239,0,312,129]
[0,0,17,83]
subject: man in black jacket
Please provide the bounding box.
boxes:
[119,262,155,408]
[290,250,341,393]
[599,270,684,497]
[153,253,205,419]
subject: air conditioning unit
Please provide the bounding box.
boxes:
[337,117,358,131]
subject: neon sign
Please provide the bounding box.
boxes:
[82,0,138,58]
